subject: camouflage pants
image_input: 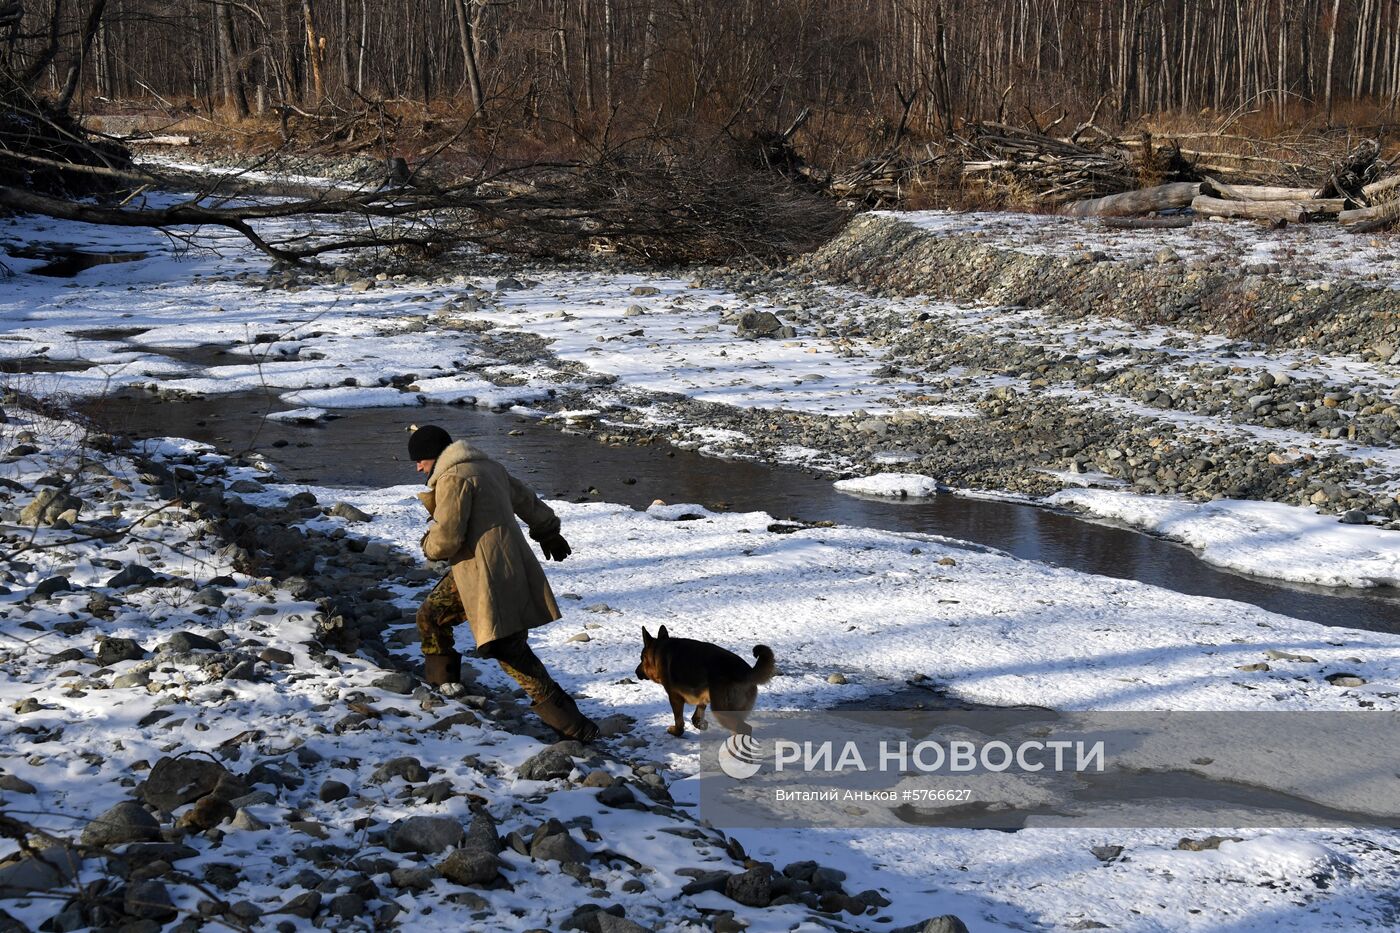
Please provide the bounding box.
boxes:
[416,573,556,703]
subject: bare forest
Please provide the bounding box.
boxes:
[8,1,1400,158]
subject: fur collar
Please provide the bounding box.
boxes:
[428,439,488,486]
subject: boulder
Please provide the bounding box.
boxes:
[385,816,466,855]
[80,801,161,847]
[19,489,82,526]
[138,757,241,811]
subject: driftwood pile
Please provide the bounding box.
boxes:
[954,122,1143,206]
[949,121,1399,232]
[1062,139,1398,232]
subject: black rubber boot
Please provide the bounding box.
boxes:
[423,651,462,686]
[531,685,600,742]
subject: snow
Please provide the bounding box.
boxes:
[833,472,941,498]
[881,208,1400,288]
[1050,488,1400,589]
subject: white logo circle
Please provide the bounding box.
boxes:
[718,733,763,780]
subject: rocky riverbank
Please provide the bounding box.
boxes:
[0,395,958,932]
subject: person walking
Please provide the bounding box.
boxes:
[408,424,599,741]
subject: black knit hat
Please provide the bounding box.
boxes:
[407,424,452,461]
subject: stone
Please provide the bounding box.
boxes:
[736,310,784,338]
[319,780,350,803]
[1326,673,1368,687]
[0,846,81,896]
[1090,844,1123,862]
[372,672,417,694]
[597,914,652,933]
[113,669,150,689]
[530,819,587,863]
[107,564,157,588]
[160,631,220,653]
[597,784,637,809]
[390,867,436,891]
[437,846,500,886]
[124,880,177,921]
[678,870,731,896]
[724,865,773,907]
[371,756,428,784]
[385,816,466,855]
[80,800,161,847]
[19,488,82,526]
[33,576,72,597]
[177,795,235,831]
[330,502,373,522]
[517,741,582,781]
[192,587,227,607]
[0,774,36,794]
[893,918,971,933]
[329,893,365,921]
[1340,509,1370,525]
[246,759,305,790]
[139,757,239,811]
[228,808,268,832]
[827,673,848,685]
[259,648,294,665]
[95,637,146,666]
[1264,649,1317,663]
[276,891,321,919]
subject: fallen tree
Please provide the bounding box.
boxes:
[1060,182,1201,218]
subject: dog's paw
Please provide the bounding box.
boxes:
[692,716,709,730]
[666,725,685,737]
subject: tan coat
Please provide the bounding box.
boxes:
[418,440,562,647]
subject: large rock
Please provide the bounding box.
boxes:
[517,741,585,781]
[124,880,177,921]
[893,917,971,933]
[19,489,82,526]
[724,864,774,907]
[529,819,587,863]
[159,631,220,653]
[107,564,157,588]
[385,816,465,855]
[0,846,81,895]
[370,757,428,784]
[94,637,146,667]
[138,757,242,811]
[736,310,784,338]
[80,801,161,847]
[435,812,502,886]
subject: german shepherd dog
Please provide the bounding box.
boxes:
[635,626,776,737]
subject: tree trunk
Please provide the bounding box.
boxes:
[217,1,250,118]
[1061,182,1202,218]
[303,0,325,103]
[453,0,485,114]
[57,0,108,109]
[1324,0,1342,124]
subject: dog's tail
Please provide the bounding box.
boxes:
[749,645,776,684]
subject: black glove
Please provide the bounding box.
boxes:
[539,532,572,562]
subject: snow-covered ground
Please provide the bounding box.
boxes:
[881,208,1400,287]
[1051,489,1400,588]
[5,406,1400,931]
[3,176,1400,928]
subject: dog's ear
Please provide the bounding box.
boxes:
[657,625,669,641]
[641,626,652,646]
